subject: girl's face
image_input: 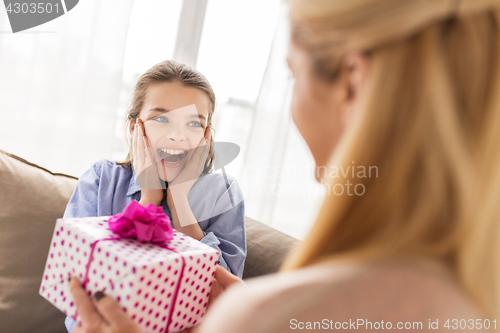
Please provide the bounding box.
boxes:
[287,39,370,182]
[136,82,210,182]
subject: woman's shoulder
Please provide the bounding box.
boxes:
[199,261,362,333]
[199,257,483,333]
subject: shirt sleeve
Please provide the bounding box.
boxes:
[63,161,102,218]
[198,178,246,278]
[64,316,77,333]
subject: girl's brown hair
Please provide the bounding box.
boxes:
[118,60,216,173]
[282,0,500,320]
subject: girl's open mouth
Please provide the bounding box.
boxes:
[157,148,188,165]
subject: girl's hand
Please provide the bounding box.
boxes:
[132,118,164,206]
[167,125,211,198]
[165,125,210,232]
[69,276,141,333]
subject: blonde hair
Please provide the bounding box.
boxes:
[281,0,500,319]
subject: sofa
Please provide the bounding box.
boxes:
[0,149,299,333]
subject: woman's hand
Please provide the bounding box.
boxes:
[178,266,245,333]
[69,276,141,333]
[177,266,245,333]
[132,118,164,206]
[207,265,245,307]
[68,266,244,333]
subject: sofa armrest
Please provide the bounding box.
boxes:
[243,217,299,279]
[0,149,77,333]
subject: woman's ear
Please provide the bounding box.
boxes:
[339,52,371,126]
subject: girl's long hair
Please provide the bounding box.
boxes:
[281,0,500,319]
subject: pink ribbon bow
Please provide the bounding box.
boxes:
[106,200,173,243]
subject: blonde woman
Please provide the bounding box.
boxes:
[69,0,500,332]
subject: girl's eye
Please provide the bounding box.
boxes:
[188,121,202,128]
[152,116,168,123]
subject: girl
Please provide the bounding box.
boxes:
[64,60,246,332]
[64,60,245,275]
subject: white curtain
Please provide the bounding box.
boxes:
[241,5,324,240]
[0,0,134,176]
[0,0,322,239]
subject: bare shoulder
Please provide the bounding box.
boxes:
[319,257,485,330]
[198,257,484,333]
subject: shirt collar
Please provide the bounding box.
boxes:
[126,166,171,196]
[127,165,209,197]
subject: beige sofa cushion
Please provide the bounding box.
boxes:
[0,150,77,333]
[243,217,299,279]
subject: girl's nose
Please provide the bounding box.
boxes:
[166,129,186,142]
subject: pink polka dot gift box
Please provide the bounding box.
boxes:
[39,201,220,333]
